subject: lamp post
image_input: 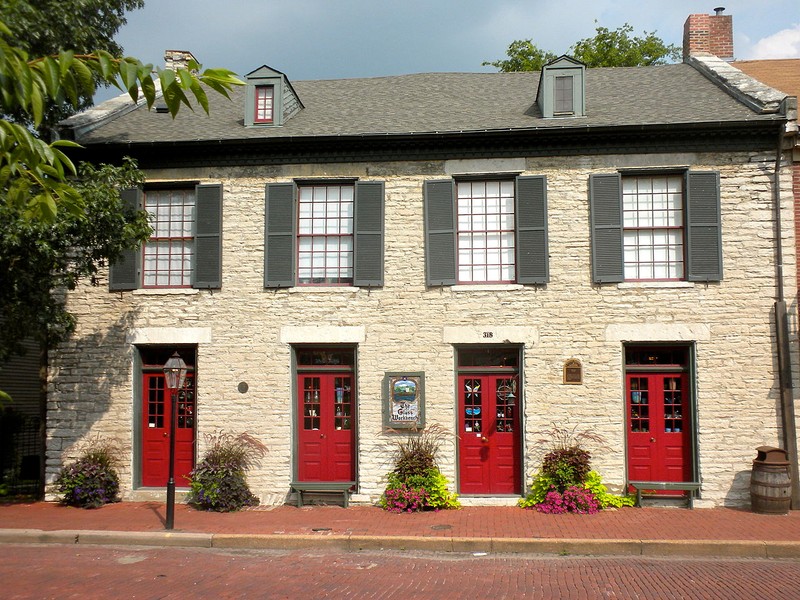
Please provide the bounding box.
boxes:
[163,351,187,530]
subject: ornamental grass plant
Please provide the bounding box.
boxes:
[380,424,460,512]
[519,423,634,513]
[55,436,122,509]
[186,431,267,512]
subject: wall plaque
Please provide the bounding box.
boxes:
[563,359,583,385]
[383,372,425,429]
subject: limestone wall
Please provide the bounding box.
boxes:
[46,149,799,508]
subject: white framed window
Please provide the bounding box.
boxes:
[254,85,274,123]
[622,175,684,280]
[143,189,195,287]
[456,180,516,283]
[297,184,354,285]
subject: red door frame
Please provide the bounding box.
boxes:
[141,371,196,487]
[296,371,355,482]
[626,370,692,486]
[458,373,521,495]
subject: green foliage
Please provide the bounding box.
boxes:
[572,23,681,67]
[0,0,145,138]
[519,424,631,512]
[482,40,557,72]
[0,0,144,61]
[483,23,680,72]
[518,470,634,510]
[381,468,460,512]
[380,425,460,511]
[390,424,451,478]
[54,436,121,508]
[517,471,556,508]
[541,446,591,490]
[583,470,636,508]
[187,432,267,512]
[0,17,243,223]
[0,158,149,363]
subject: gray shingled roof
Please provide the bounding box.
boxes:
[71,63,780,145]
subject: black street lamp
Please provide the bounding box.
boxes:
[163,351,188,530]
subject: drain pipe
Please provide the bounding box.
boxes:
[772,122,800,508]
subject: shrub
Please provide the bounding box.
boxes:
[380,425,460,512]
[583,470,636,508]
[187,432,267,512]
[519,424,633,513]
[55,437,121,509]
[535,485,600,514]
[382,482,430,513]
[380,468,460,512]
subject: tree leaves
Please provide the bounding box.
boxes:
[482,40,557,73]
[0,17,243,223]
[572,24,681,67]
[483,23,681,72]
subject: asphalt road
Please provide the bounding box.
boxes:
[3,544,800,599]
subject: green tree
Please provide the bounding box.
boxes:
[571,23,681,67]
[0,159,149,365]
[0,18,242,222]
[482,40,557,72]
[483,23,680,72]
[0,16,242,387]
[1,0,145,138]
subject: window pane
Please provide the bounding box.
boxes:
[622,176,684,281]
[296,183,355,285]
[455,180,516,283]
[142,190,195,288]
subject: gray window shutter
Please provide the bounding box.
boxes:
[589,174,624,283]
[193,184,223,289]
[353,181,384,287]
[264,183,296,287]
[109,187,142,291]
[515,175,549,284]
[686,171,722,282]
[424,179,456,286]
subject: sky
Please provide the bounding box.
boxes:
[99,0,799,99]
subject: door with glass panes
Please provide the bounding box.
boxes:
[458,348,521,495]
[140,347,196,487]
[296,348,355,483]
[626,346,692,486]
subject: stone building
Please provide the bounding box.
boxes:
[53,34,798,508]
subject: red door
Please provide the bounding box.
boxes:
[627,372,691,484]
[459,374,521,495]
[297,373,355,482]
[141,373,196,487]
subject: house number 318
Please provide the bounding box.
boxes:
[482,331,494,338]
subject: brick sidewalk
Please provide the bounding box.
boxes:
[1,501,800,542]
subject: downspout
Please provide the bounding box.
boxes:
[772,123,800,508]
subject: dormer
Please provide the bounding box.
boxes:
[536,55,586,118]
[244,65,304,127]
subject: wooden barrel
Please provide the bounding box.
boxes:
[751,461,791,514]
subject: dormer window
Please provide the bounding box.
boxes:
[554,76,574,115]
[536,55,586,119]
[254,85,274,123]
[244,65,303,127]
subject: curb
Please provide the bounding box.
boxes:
[2,528,800,558]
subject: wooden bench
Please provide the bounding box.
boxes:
[291,481,356,508]
[629,481,701,509]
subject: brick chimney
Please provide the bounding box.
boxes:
[683,7,734,61]
[164,50,199,73]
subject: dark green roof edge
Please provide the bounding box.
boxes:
[68,119,781,169]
